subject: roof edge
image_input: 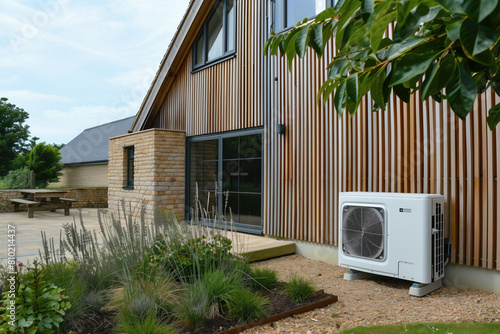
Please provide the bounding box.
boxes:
[131,0,209,132]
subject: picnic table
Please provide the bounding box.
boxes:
[9,189,77,218]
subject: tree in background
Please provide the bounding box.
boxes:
[264,0,500,129]
[0,97,31,176]
[27,143,63,188]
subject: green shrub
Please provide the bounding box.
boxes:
[1,167,31,189]
[200,269,243,318]
[176,282,210,331]
[115,310,178,334]
[149,233,244,283]
[250,267,279,290]
[227,289,269,324]
[0,261,71,333]
[283,275,315,303]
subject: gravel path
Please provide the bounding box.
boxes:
[245,255,500,333]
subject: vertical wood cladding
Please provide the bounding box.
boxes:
[147,1,499,271]
[150,0,263,135]
[268,42,500,270]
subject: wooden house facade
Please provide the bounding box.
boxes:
[108,0,500,291]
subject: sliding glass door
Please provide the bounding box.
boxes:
[186,128,263,234]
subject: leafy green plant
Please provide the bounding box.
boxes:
[264,1,500,130]
[227,289,269,324]
[149,232,244,283]
[283,275,315,303]
[199,269,243,318]
[176,281,210,331]
[0,167,32,189]
[115,309,178,334]
[0,261,71,333]
[249,267,279,290]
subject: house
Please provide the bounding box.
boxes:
[52,116,135,187]
[108,0,500,293]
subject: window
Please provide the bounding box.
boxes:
[125,146,134,188]
[186,129,263,234]
[193,0,236,70]
[273,0,336,32]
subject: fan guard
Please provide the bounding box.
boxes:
[342,206,385,259]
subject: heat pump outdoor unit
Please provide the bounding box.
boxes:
[338,192,445,297]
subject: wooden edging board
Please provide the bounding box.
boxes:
[220,290,338,334]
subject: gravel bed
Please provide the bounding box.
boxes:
[244,255,500,333]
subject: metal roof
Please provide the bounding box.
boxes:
[60,116,135,165]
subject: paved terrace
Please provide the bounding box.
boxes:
[0,209,295,265]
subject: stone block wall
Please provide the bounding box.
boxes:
[108,129,186,222]
[0,188,108,212]
[50,164,108,188]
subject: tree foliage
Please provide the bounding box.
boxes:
[27,142,63,188]
[264,0,500,130]
[0,97,31,176]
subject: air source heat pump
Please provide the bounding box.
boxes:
[338,192,445,297]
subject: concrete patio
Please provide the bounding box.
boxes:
[0,208,295,264]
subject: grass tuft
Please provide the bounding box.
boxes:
[283,275,315,303]
[227,289,270,324]
[249,267,279,290]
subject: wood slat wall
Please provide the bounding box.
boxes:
[267,44,500,270]
[149,0,263,136]
[146,0,499,271]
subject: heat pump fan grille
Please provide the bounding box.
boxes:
[342,206,385,260]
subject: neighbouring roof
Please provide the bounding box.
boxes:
[131,0,214,132]
[60,116,135,166]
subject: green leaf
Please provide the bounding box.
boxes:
[346,73,359,108]
[460,19,496,56]
[335,0,361,50]
[393,84,411,103]
[463,0,498,23]
[446,20,463,41]
[369,1,397,52]
[446,63,477,120]
[421,52,456,100]
[286,32,300,69]
[390,51,439,87]
[370,67,387,108]
[361,0,374,22]
[473,72,488,93]
[334,81,347,115]
[315,7,337,22]
[382,36,426,61]
[487,104,500,129]
[309,24,324,57]
[295,26,310,58]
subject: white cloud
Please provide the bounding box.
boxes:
[0,90,73,103]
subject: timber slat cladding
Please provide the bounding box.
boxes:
[146,1,499,271]
[269,37,499,269]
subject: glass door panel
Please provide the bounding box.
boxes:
[187,130,263,233]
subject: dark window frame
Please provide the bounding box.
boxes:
[192,0,237,72]
[185,127,264,234]
[272,0,336,33]
[123,146,135,189]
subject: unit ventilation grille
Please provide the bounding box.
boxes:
[433,202,445,279]
[342,206,385,260]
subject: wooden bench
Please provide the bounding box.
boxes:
[60,198,77,215]
[9,198,40,218]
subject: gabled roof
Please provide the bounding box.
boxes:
[60,116,135,165]
[131,0,215,132]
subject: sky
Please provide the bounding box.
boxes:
[0,0,189,145]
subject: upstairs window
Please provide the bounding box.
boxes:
[273,0,336,32]
[193,0,236,70]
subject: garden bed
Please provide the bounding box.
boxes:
[202,288,337,334]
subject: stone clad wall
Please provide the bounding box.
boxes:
[50,164,109,188]
[0,188,108,212]
[108,129,186,222]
